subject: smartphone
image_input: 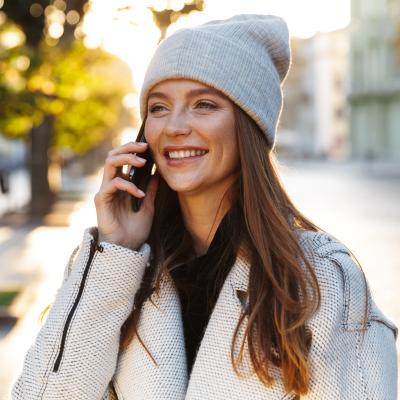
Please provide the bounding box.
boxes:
[127,121,155,212]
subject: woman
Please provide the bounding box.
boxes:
[12,14,397,400]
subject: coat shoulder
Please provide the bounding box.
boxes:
[294,229,397,340]
[294,228,370,332]
[294,228,344,255]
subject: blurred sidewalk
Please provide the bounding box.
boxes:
[0,170,101,400]
[0,170,101,298]
[278,158,400,318]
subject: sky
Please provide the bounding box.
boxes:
[171,0,351,38]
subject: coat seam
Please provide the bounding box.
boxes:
[355,330,369,398]
[324,253,351,331]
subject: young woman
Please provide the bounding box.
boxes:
[12,14,397,400]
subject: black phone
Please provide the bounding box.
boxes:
[127,120,155,212]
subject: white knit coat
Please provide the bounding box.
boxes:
[11,227,398,399]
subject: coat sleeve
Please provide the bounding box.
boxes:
[11,226,151,400]
[301,233,398,399]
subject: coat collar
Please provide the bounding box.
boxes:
[157,244,251,311]
[229,246,251,291]
[226,246,251,309]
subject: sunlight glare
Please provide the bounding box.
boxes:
[118,127,138,147]
[48,22,64,39]
[152,0,169,12]
[0,29,25,49]
[202,0,350,38]
[123,92,139,109]
[82,1,160,91]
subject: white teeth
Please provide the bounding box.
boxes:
[168,150,207,159]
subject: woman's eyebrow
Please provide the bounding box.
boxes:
[148,87,224,100]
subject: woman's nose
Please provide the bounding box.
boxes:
[164,110,192,137]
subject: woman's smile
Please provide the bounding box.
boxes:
[164,146,208,165]
[163,145,209,166]
[165,152,208,166]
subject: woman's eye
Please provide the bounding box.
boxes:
[196,101,216,109]
[149,105,165,113]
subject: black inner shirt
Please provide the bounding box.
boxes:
[168,211,238,376]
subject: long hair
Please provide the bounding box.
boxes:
[119,103,330,395]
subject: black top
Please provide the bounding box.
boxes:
[169,211,238,376]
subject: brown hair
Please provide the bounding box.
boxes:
[119,103,332,395]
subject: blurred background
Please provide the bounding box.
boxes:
[0,0,399,398]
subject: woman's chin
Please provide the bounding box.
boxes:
[168,183,200,194]
[163,177,203,194]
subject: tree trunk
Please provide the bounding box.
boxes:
[28,114,56,219]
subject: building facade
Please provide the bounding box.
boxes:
[279,29,350,160]
[349,0,400,161]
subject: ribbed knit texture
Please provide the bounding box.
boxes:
[11,228,398,399]
[139,14,292,148]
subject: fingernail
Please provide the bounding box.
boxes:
[138,190,145,197]
[138,142,148,146]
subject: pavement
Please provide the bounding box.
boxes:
[0,159,399,399]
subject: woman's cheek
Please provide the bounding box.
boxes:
[144,125,159,152]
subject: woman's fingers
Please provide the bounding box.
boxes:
[95,177,145,206]
[102,153,147,183]
[107,141,148,157]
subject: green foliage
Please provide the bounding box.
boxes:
[0,291,19,307]
[0,20,130,153]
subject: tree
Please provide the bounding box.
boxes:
[117,0,204,43]
[0,1,131,218]
[149,0,205,42]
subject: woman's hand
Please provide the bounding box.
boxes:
[94,141,159,251]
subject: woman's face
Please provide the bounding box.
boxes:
[145,78,239,195]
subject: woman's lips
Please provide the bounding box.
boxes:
[165,152,207,166]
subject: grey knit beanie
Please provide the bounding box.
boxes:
[139,14,291,148]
